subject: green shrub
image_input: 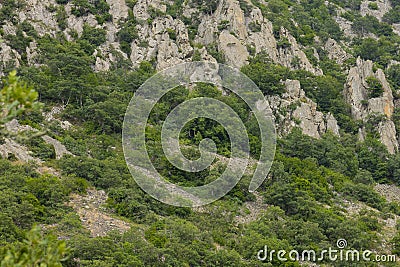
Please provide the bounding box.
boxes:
[239,0,252,16]
[117,18,138,55]
[0,0,18,26]
[23,137,56,160]
[241,53,288,95]
[70,0,111,24]
[192,49,202,61]
[56,6,68,30]
[218,20,230,31]
[277,36,291,48]
[387,64,400,90]
[393,232,400,256]
[166,0,184,18]
[71,0,91,16]
[368,2,379,10]
[4,22,37,62]
[249,21,261,32]
[81,24,107,47]
[125,0,137,9]
[383,6,400,24]
[206,44,225,63]
[341,182,386,210]
[0,226,70,266]
[366,76,384,98]
[166,28,177,41]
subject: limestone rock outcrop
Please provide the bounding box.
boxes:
[1,0,325,74]
[0,119,73,161]
[344,57,398,153]
[19,0,59,37]
[360,0,392,22]
[324,38,350,65]
[0,0,398,153]
[0,138,42,163]
[218,31,249,68]
[268,79,340,138]
[0,42,21,76]
[277,28,323,76]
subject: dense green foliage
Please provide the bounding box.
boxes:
[0,71,42,141]
[71,0,112,24]
[387,64,400,91]
[117,13,139,55]
[366,76,384,98]
[0,226,70,266]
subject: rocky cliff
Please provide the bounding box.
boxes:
[344,57,398,153]
[0,0,399,153]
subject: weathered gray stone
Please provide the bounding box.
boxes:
[344,57,398,153]
[3,119,73,161]
[19,0,58,37]
[218,31,249,68]
[360,0,392,22]
[324,38,350,65]
[106,0,129,22]
[268,79,340,138]
[42,135,72,159]
[0,42,20,75]
[0,138,42,163]
[278,28,323,75]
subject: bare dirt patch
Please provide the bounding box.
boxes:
[68,188,131,237]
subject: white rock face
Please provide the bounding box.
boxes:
[95,56,112,72]
[26,41,39,67]
[156,38,183,70]
[0,119,73,161]
[268,79,340,138]
[345,58,394,120]
[218,31,249,68]
[393,23,400,36]
[106,0,129,22]
[19,0,59,36]
[277,28,323,76]
[220,0,248,40]
[360,0,392,21]
[133,0,166,21]
[378,120,398,154]
[2,0,324,75]
[66,12,98,37]
[292,102,326,139]
[247,13,278,61]
[42,135,73,159]
[196,0,248,45]
[1,0,397,151]
[0,138,42,163]
[131,16,193,70]
[189,61,222,85]
[326,113,340,136]
[324,38,350,65]
[194,0,321,73]
[0,42,21,75]
[44,106,73,130]
[334,16,357,38]
[344,57,398,153]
